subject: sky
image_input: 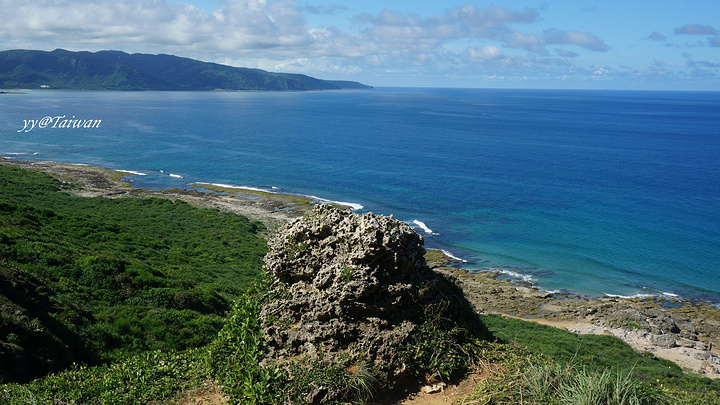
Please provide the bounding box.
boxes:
[1,0,719,90]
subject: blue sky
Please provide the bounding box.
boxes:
[1,0,719,90]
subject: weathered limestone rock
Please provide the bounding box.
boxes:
[649,333,676,348]
[259,205,486,402]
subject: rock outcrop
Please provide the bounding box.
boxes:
[259,205,487,402]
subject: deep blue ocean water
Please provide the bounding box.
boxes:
[2,88,719,302]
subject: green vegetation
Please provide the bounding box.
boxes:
[0,49,372,90]
[0,164,266,382]
[477,314,720,404]
[4,280,715,405]
[207,277,281,404]
[1,164,719,404]
[463,358,675,405]
[1,349,206,405]
[209,276,371,404]
[399,300,489,386]
[39,279,702,405]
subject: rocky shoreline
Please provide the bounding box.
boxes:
[429,254,720,379]
[3,157,719,379]
[0,158,313,231]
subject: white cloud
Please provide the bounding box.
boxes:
[0,1,609,63]
[446,4,540,30]
[302,2,347,15]
[555,48,579,58]
[686,59,720,68]
[0,0,312,53]
[542,29,609,52]
[5,0,682,87]
[644,31,667,42]
[465,45,503,60]
[675,24,718,36]
[350,4,608,59]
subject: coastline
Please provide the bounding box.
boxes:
[3,157,719,379]
[427,252,720,379]
[0,158,314,232]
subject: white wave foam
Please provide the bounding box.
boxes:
[604,293,655,299]
[330,200,364,210]
[309,195,363,210]
[412,220,433,235]
[441,249,468,263]
[662,292,679,298]
[491,268,534,283]
[168,173,184,179]
[5,152,26,155]
[193,183,362,210]
[116,169,148,176]
[195,182,275,193]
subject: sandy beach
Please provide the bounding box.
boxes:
[3,157,719,380]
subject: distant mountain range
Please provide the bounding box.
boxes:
[0,49,371,91]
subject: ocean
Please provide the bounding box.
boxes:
[2,88,719,302]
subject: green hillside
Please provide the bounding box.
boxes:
[0,165,267,383]
[0,49,372,90]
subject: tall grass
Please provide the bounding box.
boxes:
[555,366,669,405]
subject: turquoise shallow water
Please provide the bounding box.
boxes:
[2,88,719,301]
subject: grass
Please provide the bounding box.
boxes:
[0,349,206,405]
[0,164,267,382]
[523,363,673,405]
[478,314,720,404]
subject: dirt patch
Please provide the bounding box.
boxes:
[392,373,481,405]
[160,380,229,405]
